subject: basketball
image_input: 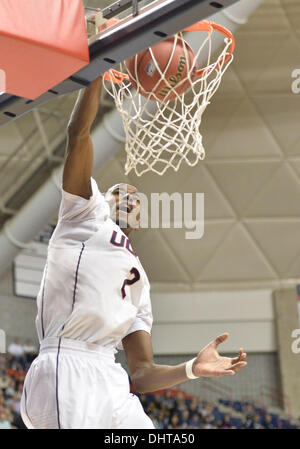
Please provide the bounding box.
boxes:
[125,36,198,102]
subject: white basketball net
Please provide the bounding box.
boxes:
[103,21,234,176]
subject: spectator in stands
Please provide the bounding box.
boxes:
[0,373,10,391]
[263,413,275,429]
[180,409,191,428]
[176,391,187,413]
[215,419,223,428]
[22,339,37,368]
[16,382,23,397]
[0,409,12,429]
[200,402,215,424]
[168,412,181,429]
[0,355,6,376]
[243,405,255,429]
[189,397,199,416]
[7,338,26,370]
[3,377,16,400]
[221,414,232,429]
[147,399,159,418]
[6,392,21,416]
[161,390,176,412]
[156,410,168,429]
[189,413,201,429]
[0,391,4,407]
[195,397,203,408]
[243,413,254,429]
[202,415,215,429]
[9,402,26,429]
[253,414,264,429]
[243,404,255,418]
[163,409,171,428]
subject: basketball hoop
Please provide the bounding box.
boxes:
[103,20,235,176]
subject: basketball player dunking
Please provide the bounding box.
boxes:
[20,76,247,429]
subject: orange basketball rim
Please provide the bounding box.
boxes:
[103,20,235,85]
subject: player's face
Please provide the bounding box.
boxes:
[106,184,141,232]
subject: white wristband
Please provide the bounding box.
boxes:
[185,357,199,379]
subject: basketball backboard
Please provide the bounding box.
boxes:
[0,0,240,128]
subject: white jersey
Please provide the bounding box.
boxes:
[35,178,153,351]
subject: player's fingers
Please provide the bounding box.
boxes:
[237,348,247,360]
[231,357,239,365]
[230,361,247,372]
[231,352,247,365]
[213,333,229,348]
[239,349,247,358]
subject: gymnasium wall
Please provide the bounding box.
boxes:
[150,290,276,354]
[274,289,300,417]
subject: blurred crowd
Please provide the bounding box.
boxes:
[0,338,37,429]
[138,390,300,429]
[1,338,300,429]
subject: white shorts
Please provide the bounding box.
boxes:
[20,337,154,429]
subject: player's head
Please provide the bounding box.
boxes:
[104,183,140,234]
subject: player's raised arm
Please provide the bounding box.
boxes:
[63,75,103,199]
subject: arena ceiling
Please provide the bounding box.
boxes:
[0,0,300,291]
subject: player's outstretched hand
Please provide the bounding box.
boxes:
[193,333,247,378]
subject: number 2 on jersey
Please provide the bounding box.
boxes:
[121,267,140,299]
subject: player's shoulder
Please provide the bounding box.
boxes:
[58,177,109,221]
[61,177,101,201]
